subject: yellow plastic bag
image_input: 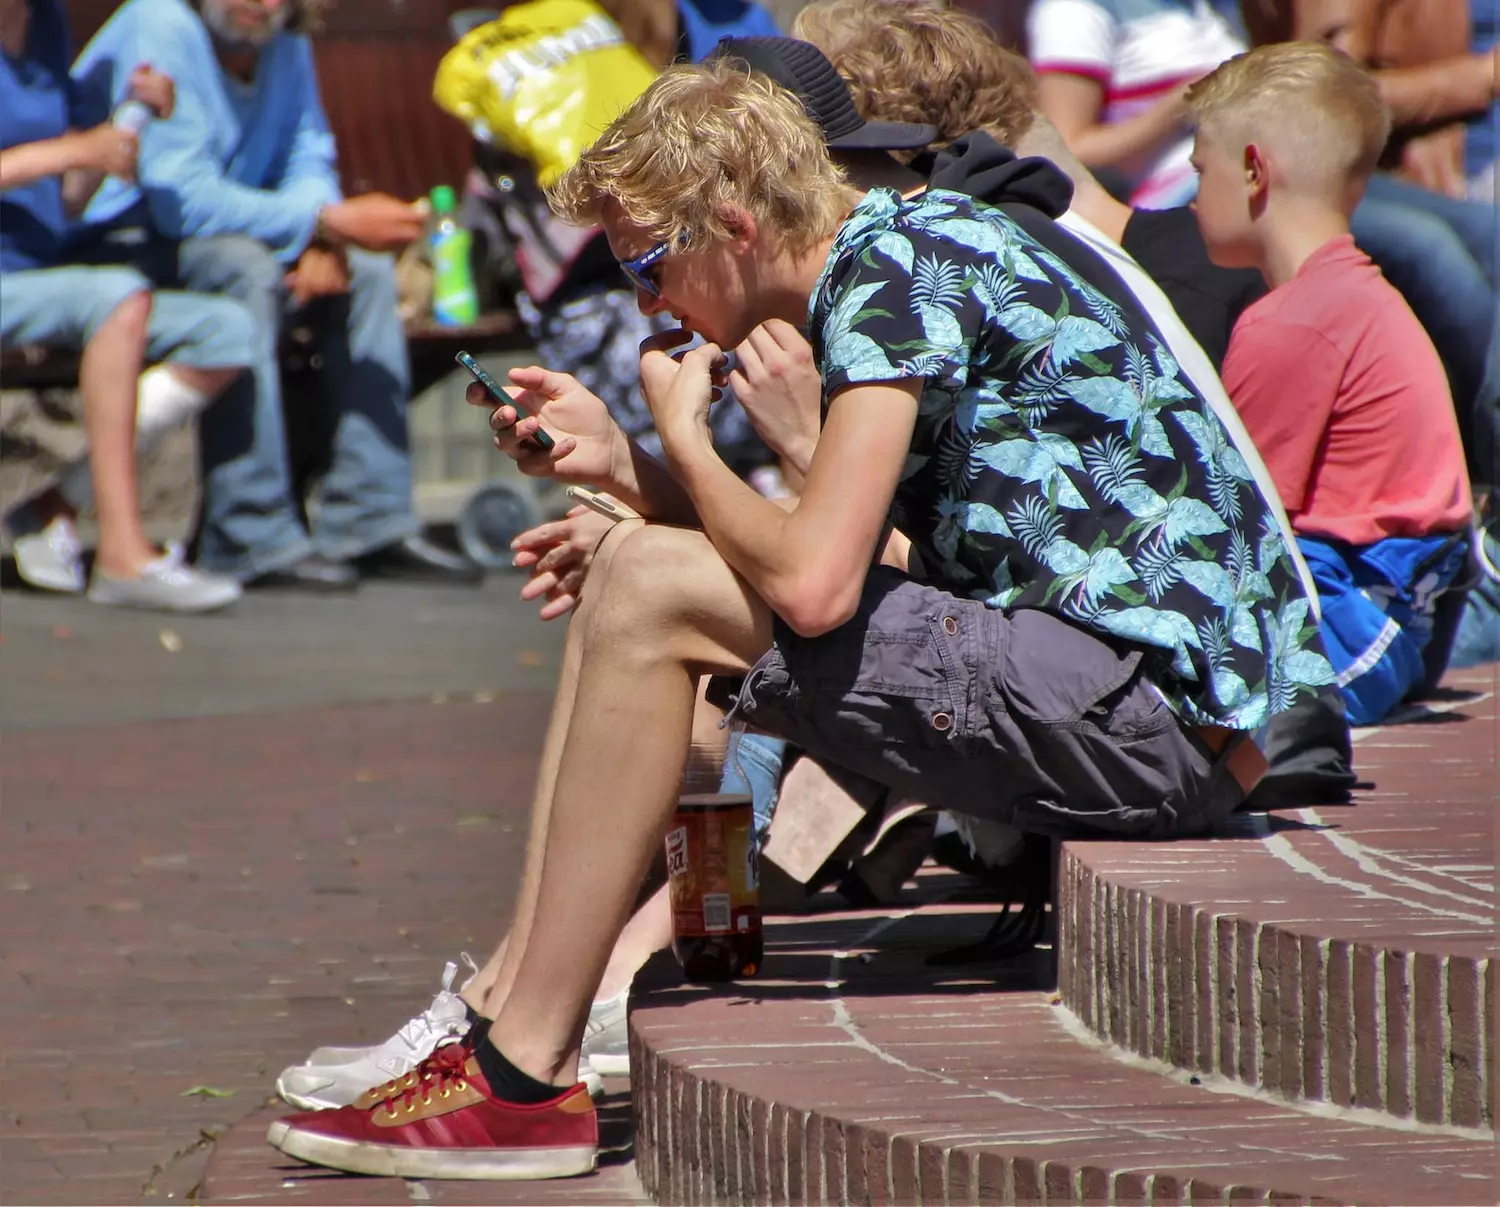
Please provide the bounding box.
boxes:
[433,0,657,187]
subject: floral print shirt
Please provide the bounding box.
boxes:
[809,188,1333,729]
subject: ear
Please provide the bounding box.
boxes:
[1243,143,1271,201]
[718,204,759,255]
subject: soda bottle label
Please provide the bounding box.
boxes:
[666,794,760,940]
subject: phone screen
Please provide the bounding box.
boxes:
[456,351,555,451]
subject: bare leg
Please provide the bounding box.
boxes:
[594,882,672,1001]
[468,559,731,1017]
[467,520,648,1017]
[484,523,774,1083]
[78,291,156,578]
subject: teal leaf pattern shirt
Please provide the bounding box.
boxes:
[809,189,1332,729]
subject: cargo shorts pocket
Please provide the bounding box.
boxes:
[735,573,979,758]
[996,608,1174,742]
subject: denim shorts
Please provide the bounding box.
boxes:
[719,568,1243,840]
[0,266,253,369]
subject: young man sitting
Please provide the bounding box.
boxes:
[1187,43,1473,725]
[268,58,1324,1182]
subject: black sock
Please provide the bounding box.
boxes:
[473,1038,566,1104]
[463,1001,483,1027]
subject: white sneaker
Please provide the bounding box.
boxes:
[87,543,241,613]
[581,989,629,1077]
[276,956,608,1108]
[10,516,85,594]
[277,957,478,1110]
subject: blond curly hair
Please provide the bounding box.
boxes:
[792,0,1037,152]
[548,59,855,253]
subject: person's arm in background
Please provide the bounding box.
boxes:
[0,126,133,194]
[74,15,333,260]
[1030,0,1193,172]
[1220,318,1344,519]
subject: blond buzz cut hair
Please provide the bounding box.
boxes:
[548,59,855,254]
[1185,42,1391,194]
[791,0,1037,150]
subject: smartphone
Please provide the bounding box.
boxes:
[566,485,641,523]
[456,350,555,451]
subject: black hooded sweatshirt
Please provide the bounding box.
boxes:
[912,131,1265,369]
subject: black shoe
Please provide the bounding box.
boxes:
[246,552,359,593]
[355,534,484,585]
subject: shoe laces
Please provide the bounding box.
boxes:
[371,1039,470,1116]
[45,519,82,559]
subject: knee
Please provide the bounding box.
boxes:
[583,524,702,645]
[101,285,153,337]
[197,235,285,302]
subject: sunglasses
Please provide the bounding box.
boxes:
[619,241,671,298]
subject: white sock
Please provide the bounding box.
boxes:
[57,365,214,510]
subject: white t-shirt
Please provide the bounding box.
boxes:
[1028,0,1246,208]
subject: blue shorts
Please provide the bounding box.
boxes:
[0,266,253,369]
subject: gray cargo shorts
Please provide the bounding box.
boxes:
[719,568,1244,840]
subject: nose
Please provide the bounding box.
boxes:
[635,286,666,318]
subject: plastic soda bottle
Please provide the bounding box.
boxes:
[429,185,479,326]
[665,792,763,982]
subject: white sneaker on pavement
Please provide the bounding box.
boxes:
[87,543,241,613]
[581,989,630,1077]
[10,516,85,594]
[277,957,478,1110]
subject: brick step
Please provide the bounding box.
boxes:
[629,899,1496,1206]
[1059,672,1496,1130]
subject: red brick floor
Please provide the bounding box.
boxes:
[0,697,561,1205]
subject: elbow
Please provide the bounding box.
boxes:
[771,572,862,639]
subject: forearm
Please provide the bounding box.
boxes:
[1061,97,1186,169]
[611,440,701,526]
[669,439,807,612]
[0,136,84,191]
[1376,54,1498,129]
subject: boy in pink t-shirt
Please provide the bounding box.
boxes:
[1186,43,1472,724]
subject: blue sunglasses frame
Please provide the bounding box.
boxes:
[620,241,671,298]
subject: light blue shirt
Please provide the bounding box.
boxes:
[73,0,341,262]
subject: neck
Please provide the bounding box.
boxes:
[1015,115,1132,243]
[218,45,258,81]
[1255,194,1351,288]
[759,229,845,332]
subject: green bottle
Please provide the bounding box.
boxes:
[429,185,479,326]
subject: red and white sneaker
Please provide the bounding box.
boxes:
[268,1050,598,1181]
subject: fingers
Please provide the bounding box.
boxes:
[639,328,695,358]
[507,364,578,399]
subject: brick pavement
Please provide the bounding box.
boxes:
[0,696,569,1206]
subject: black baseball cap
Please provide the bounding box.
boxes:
[709,36,938,152]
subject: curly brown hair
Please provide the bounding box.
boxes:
[791,0,1038,151]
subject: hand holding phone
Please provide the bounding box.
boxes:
[457,350,555,451]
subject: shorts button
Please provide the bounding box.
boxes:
[931,711,953,732]
[941,615,959,635]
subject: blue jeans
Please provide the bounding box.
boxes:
[1352,175,1499,479]
[173,236,419,578]
[718,729,786,846]
[77,228,421,579]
